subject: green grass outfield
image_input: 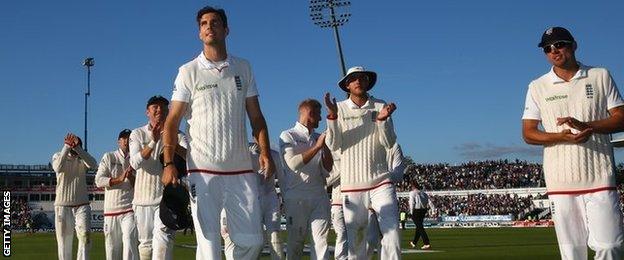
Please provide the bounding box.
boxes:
[9,227,572,259]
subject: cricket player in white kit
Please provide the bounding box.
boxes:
[326,154,347,260]
[221,144,284,260]
[367,143,407,257]
[250,143,285,260]
[522,26,624,260]
[52,133,97,260]
[279,99,333,260]
[161,6,276,260]
[130,96,188,260]
[95,129,139,260]
[325,66,401,259]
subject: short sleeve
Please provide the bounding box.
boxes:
[522,87,541,120]
[245,61,258,98]
[605,71,624,110]
[171,67,192,103]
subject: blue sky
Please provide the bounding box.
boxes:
[2,0,624,165]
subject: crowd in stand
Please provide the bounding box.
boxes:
[396,159,544,192]
[10,198,32,229]
[398,193,536,219]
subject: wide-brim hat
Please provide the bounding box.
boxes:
[338,66,377,92]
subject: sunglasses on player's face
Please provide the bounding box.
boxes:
[543,41,572,54]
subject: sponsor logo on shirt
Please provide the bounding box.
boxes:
[544,95,568,102]
[234,76,242,91]
[196,84,218,91]
[585,84,594,99]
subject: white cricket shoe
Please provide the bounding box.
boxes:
[421,244,431,250]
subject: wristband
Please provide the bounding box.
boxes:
[147,140,156,149]
[163,161,174,168]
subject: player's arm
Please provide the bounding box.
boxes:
[522,119,592,145]
[280,131,323,174]
[72,145,97,170]
[558,106,624,134]
[376,102,398,149]
[320,143,333,173]
[324,92,342,151]
[162,101,187,186]
[246,96,275,179]
[95,154,112,188]
[139,124,161,160]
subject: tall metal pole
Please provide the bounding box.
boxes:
[310,0,351,77]
[329,3,347,76]
[83,57,94,151]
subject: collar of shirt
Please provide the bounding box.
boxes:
[117,148,129,159]
[547,62,589,84]
[345,96,374,109]
[294,121,315,141]
[197,52,230,71]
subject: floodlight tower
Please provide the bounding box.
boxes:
[309,0,351,76]
[82,57,94,151]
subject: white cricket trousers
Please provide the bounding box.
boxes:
[550,190,623,260]
[187,172,264,260]
[342,183,401,260]
[133,205,176,260]
[104,210,139,260]
[284,195,331,260]
[55,204,91,260]
[367,209,382,258]
[331,205,348,260]
[261,191,285,260]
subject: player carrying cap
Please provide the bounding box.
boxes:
[522,26,624,260]
[279,98,333,260]
[161,5,276,260]
[129,95,188,260]
[52,132,98,260]
[324,66,401,259]
[95,129,138,260]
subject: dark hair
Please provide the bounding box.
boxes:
[146,95,169,109]
[298,99,322,111]
[196,6,228,28]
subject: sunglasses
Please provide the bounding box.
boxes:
[543,41,572,53]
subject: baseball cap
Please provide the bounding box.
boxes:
[338,66,377,92]
[159,184,192,230]
[146,95,169,109]
[538,27,575,48]
[118,129,131,139]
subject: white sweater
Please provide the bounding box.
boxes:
[52,145,97,207]
[326,97,397,191]
[95,149,134,214]
[129,124,188,206]
[171,53,258,174]
[523,64,624,193]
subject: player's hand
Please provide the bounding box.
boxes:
[64,133,73,146]
[259,152,275,180]
[560,128,593,144]
[324,92,338,118]
[315,133,327,149]
[162,164,179,187]
[377,103,397,121]
[557,117,590,131]
[151,122,162,142]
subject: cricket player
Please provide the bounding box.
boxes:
[161,5,275,260]
[95,129,139,260]
[52,133,97,260]
[325,66,401,259]
[279,98,333,260]
[326,154,347,260]
[522,26,624,260]
[367,143,406,257]
[130,96,188,260]
[250,142,285,260]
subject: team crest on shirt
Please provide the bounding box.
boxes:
[585,84,594,99]
[234,76,242,91]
